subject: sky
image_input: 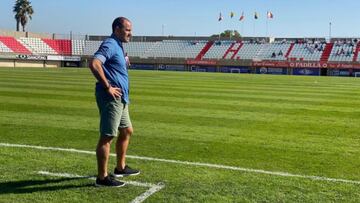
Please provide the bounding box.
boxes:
[1,0,360,38]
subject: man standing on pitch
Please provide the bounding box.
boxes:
[89,17,140,187]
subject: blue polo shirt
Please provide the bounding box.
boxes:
[94,34,129,104]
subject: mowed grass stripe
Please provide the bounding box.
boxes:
[0,90,92,101]
[5,71,360,96]
[2,86,358,111]
[0,68,92,77]
[5,68,359,90]
[3,90,358,126]
[2,84,359,106]
[135,94,358,112]
[2,122,359,181]
[1,91,358,120]
[0,110,97,131]
[0,70,93,80]
[0,95,94,109]
[1,103,357,142]
[133,98,360,119]
[1,118,358,156]
[1,88,357,142]
[1,120,359,182]
[1,89,358,117]
[133,84,360,99]
[131,80,360,95]
[2,81,359,102]
[0,77,94,86]
[130,70,358,83]
[131,71,360,86]
[1,101,356,133]
[2,146,360,203]
[1,96,357,134]
[0,87,93,97]
[134,89,360,106]
[0,82,94,92]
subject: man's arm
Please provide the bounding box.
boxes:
[89,58,122,99]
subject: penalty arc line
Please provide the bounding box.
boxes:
[1,142,360,185]
[37,171,164,203]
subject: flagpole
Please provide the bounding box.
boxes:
[241,21,244,37]
[218,22,221,41]
[266,16,269,37]
[218,12,222,41]
[253,12,257,37]
[253,19,255,37]
[239,12,244,37]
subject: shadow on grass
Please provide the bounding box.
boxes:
[0,177,94,195]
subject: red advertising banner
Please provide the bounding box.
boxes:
[252,60,360,69]
[252,61,289,67]
[186,59,217,65]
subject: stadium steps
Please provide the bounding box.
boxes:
[0,36,31,54]
[223,42,243,59]
[254,43,269,60]
[20,37,58,55]
[222,42,235,59]
[195,41,214,60]
[285,43,294,59]
[0,41,13,53]
[143,42,161,58]
[230,42,244,59]
[42,39,72,55]
[320,43,333,62]
[352,42,360,62]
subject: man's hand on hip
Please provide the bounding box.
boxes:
[107,86,122,99]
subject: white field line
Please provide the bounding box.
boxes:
[37,171,164,203]
[2,142,360,185]
[130,183,164,203]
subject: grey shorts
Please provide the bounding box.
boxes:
[95,88,132,137]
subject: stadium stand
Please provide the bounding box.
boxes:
[233,42,267,60]
[0,41,13,53]
[19,37,57,55]
[287,42,324,61]
[328,43,353,62]
[223,42,243,59]
[195,41,214,60]
[42,39,72,55]
[71,40,85,56]
[123,41,158,58]
[0,36,31,54]
[1,33,360,76]
[83,40,102,56]
[354,42,360,62]
[261,42,291,61]
[138,40,208,59]
[1,35,360,62]
[203,41,233,59]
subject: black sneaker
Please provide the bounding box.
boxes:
[113,165,140,177]
[95,176,125,187]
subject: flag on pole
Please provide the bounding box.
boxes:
[230,12,235,18]
[267,11,274,19]
[254,12,258,19]
[218,12,223,21]
[239,12,244,21]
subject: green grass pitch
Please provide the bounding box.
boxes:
[0,67,360,202]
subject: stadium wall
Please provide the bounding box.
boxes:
[0,29,52,39]
[0,59,15,67]
[0,56,65,68]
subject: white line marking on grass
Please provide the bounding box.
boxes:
[130,183,164,203]
[2,142,360,185]
[37,171,164,203]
